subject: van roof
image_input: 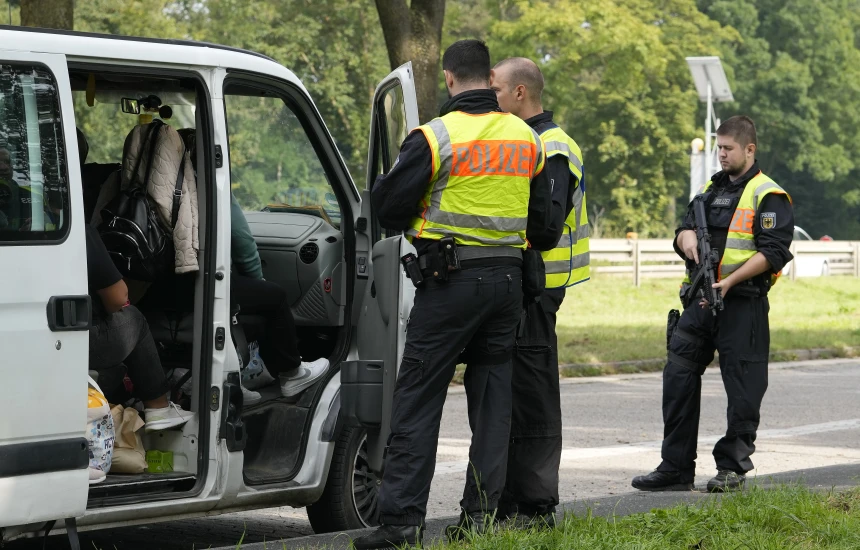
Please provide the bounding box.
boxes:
[0,25,305,91]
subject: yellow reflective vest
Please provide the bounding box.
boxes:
[407,111,545,249]
[684,171,791,287]
[540,126,589,288]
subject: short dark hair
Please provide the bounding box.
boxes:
[716,115,757,147]
[494,57,545,103]
[442,40,491,84]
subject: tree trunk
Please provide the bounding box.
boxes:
[375,0,446,124]
[21,0,74,30]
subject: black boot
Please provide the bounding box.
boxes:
[352,524,422,549]
[632,470,694,491]
[706,470,745,493]
[505,509,557,530]
[446,511,495,542]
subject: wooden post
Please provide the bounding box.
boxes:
[632,240,641,287]
[790,242,798,281]
[854,242,860,278]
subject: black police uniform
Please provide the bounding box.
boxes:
[653,162,794,485]
[368,90,559,530]
[499,111,576,520]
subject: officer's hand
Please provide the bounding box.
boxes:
[677,230,699,264]
[711,279,733,297]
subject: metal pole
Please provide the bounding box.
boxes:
[704,82,712,187]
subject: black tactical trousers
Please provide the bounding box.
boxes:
[658,294,770,481]
[377,266,523,527]
[498,288,565,517]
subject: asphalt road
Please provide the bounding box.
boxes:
[17,358,860,549]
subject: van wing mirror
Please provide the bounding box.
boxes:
[121,97,140,114]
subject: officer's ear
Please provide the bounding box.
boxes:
[516,84,526,102]
[444,70,455,90]
[746,142,756,158]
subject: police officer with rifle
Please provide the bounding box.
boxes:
[632,116,794,493]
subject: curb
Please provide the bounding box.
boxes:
[558,346,860,373]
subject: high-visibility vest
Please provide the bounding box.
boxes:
[683,171,791,287]
[540,126,589,288]
[407,111,545,249]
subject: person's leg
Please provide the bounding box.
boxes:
[89,305,168,407]
[89,306,193,431]
[457,267,523,521]
[231,274,302,376]
[711,296,770,486]
[375,271,490,528]
[656,302,716,481]
[499,288,564,520]
[632,301,716,491]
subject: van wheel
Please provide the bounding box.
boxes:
[307,426,380,533]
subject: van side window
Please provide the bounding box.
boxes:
[0,64,70,242]
[225,93,342,229]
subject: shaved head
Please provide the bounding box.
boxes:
[491,57,545,118]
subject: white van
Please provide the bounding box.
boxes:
[0,25,418,543]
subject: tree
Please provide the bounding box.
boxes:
[487,0,735,237]
[375,0,446,123]
[20,0,73,29]
[701,0,860,238]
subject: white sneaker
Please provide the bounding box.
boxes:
[144,402,194,433]
[241,383,262,406]
[279,358,330,397]
[88,467,107,485]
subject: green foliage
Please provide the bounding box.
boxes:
[701,0,860,239]
[173,0,389,182]
[485,0,736,237]
[16,0,860,238]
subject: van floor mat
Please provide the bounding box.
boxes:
[242,403,308,485]
[87,472,196,505]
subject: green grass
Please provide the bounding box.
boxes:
[415,484,860,550]
[556,276,860,366]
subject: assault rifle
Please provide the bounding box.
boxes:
[682,196,724,316]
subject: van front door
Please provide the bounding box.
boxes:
[354,63,419,473]
[0,53,90,528]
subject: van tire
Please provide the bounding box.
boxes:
[307,425,380,533]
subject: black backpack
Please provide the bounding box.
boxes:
[98,120,186,282]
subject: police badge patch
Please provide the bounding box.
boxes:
[761,212,776,229]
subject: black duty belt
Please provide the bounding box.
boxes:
[418,245,523,271]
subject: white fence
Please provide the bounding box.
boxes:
[591,239,860,286]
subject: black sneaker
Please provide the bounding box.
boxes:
[352,524,422,549]
[707,470,745,492]
[632,470,695,491]
[446,511,495,542]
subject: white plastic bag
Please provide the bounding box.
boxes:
[242,341,274,390]
[87,376,115,484]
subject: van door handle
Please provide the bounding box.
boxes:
[46,295,92,332]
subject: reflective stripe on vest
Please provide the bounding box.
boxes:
[407,112,545,248]
[540,126,589,288]
[683,171,791,288]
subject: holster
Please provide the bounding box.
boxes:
[666,309,680,349]
[522,248,546,300]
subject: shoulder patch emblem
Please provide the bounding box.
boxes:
[761,212,775,229]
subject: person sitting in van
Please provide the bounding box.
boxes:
[230,192,329,397]
[86,223,194,431]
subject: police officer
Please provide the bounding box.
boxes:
[632,116,794,493]
[490,57,587,526]
[352,40,558,549]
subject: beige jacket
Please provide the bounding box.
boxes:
[121,123,199,274]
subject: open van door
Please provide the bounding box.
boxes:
[345,63,419,475]
[0,53,90,530]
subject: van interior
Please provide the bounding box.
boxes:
[68,64,351,505]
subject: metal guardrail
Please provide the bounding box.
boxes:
[591,239,860,286]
